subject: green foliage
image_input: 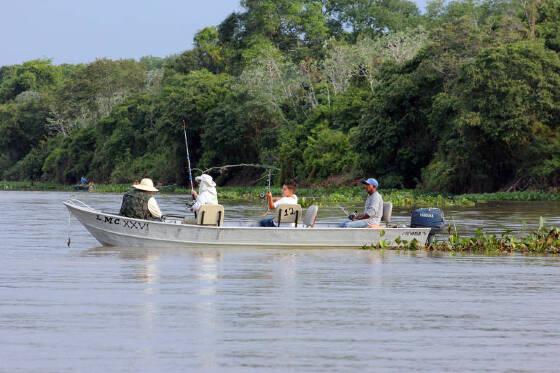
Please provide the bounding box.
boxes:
[53,58,147,124]
[0,59,62,102]
[458,191,560,202]
[357,219,560,255]
[0,95,50,176]
[110,151,174,184]
[537,0,560,51]
[213,186,475,208]
[302,124,357,180]
[240,0,330,56]
[424,41,560,192]
[1,0,559,195]
[42,127,96,183]
[354,61,441,188]
[327,0,422,38]
[172,27,226,74]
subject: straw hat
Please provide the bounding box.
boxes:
[133,178,159,192]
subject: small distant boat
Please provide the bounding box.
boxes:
[64,199,434,249]
[73,184,94,192]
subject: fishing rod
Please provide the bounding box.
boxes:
[195,163,278,201]
[339,205,358,219]
[259,169,272,199]
[182,120,194,194]
[258,169,275,216]
[200,164,280,175]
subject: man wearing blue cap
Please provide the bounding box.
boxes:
[339,178,384,228]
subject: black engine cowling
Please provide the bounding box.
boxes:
[410,208,445,242]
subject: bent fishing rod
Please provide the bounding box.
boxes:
[197,163,278,200]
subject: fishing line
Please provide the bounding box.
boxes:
[65,193,77,247]
[66,209,72,247]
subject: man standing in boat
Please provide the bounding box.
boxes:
[339,178,383,228]
[119,178,162,220]
[259,181,298,227]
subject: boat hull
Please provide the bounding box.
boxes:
[64,201,431,249]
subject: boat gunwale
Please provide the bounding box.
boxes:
[81,223,421,248]
[64,200,431,233]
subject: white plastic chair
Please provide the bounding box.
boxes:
[197,204,225,226]
[382,202,393,224]
[276,204,303,227]
[303,205,319,228]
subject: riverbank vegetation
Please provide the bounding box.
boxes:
[363,220,560,255]
[3,180,560,208]
[426,225,560,255]
[1,0,559,194]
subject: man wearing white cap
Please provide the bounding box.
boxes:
[190,174,218,214]
[119,178,162,220]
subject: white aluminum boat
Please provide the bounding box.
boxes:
[64,199,431,249]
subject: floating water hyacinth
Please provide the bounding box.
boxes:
[361,220,560,255]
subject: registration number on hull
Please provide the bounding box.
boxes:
[96,215,149,230]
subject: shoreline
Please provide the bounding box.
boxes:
[2,181,559,208]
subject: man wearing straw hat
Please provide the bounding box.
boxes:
[119,178,162,220]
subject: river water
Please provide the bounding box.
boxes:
[1,191,560,372]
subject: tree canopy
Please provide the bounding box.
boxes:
[1,0,559,192]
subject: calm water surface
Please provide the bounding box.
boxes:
[1,191,560,372]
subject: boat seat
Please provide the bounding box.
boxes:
[382,202,393,223]
[303,205,319,228]
[197,204,225,226]
[276,204,303,227]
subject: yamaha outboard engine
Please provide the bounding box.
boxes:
[410,208,445,244]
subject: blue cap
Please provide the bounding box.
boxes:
[361,178,379,188]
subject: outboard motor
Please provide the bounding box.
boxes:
[410,208,445,244]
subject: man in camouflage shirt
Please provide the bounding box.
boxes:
[119,178,162,220]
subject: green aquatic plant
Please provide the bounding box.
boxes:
[217,187,475,208]
[458,191,560,202]
[1,181,558,209]
[427,229,517,255]
[517,224,560,255]
[426,224,560,255]
[362,236,420,251]
[361,218,559,256]
[0,181,74,191]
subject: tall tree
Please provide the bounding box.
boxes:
[326,0,422,38]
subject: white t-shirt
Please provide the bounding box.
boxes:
[273,195,298,209]
[192,190,219,212]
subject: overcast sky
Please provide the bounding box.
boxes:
[1,0,427,66]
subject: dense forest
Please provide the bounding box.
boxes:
[1,0,559,193]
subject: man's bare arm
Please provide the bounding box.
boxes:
[266,192,275,209]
